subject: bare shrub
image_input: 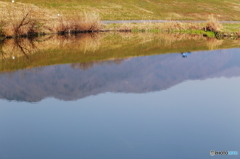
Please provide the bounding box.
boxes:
[0,2,56,37]
[204,15,222,32]
[80,11,102,31]
[236,30,240,37]
[0,23,5,37]
[0,2,102,36]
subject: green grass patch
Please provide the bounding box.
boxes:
[1,0,240,20]
[222,23,240,33]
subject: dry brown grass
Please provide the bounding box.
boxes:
[236,30,240,37]
[204,15,223,32]
[114,21,203,32]
[117,23,136,31]
[0,2,56,37]
[0,2,102,37]
[52,11,102,34]
[153,22,202,31]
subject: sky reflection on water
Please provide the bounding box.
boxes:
[0,77,239,159]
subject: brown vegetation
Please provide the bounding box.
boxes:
[0,32,230,60]
[204,15,223,32]
[108,21,203,32]
[0,2,102,37]
[0,33,102,59]
[0,1,234,39]
[71,59,124,70]
[54,11,102,34]
[0,2,54,37]
[1,32,240,73]
[206,38,223,50]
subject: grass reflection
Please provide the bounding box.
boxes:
[0,32,240,72]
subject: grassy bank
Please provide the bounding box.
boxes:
[1,1,240,38]
[1,0,240,20]
[103,16,240,38]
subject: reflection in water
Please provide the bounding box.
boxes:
[181,52,191,58]
[0,33,240,159]
[71,59,124,70]
[0,33,240,72]
[0,38,38,60]
[0,48,240,102]
[206,38,224,50]
[0,33,101,59]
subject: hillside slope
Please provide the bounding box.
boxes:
[1,0,240,20]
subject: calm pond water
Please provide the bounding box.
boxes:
[0,33,239,159]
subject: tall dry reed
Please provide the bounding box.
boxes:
[55,11,102,34]
[204,15,222,32]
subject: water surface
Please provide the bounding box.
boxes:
[0,33,239,159]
